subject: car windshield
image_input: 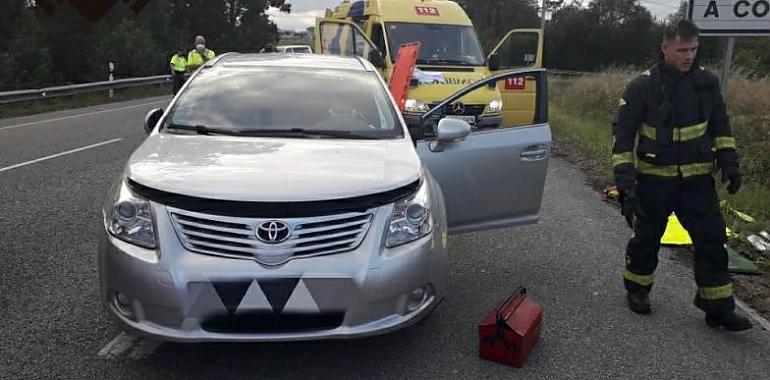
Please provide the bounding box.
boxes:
[291,47,311,54]
[166,67,402,139]
[386,23,485,66]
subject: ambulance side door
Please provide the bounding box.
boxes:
[314,18,384,68]
[488,29,543,127]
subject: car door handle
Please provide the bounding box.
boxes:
[519,145,548,161]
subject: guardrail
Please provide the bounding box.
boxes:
[548,69,595,77]
[0,75,171,105]
[0,67,591,106]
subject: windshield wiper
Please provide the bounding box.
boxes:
[165,123,242,136]
[417,59,474,65]
[239,128,380,139]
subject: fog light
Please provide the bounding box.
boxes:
[406,285,431,312]
[113,292,133,318]
[116,292,131,307]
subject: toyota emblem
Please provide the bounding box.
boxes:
[256,221,291,244]
[452,101,465,115]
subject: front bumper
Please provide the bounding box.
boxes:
[98,203,448,342]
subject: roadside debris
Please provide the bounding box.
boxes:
[747,234,770,252]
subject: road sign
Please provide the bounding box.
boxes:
[689,0,770,35]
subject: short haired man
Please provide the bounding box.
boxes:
[611,20,751,331]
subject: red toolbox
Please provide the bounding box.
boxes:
[478,287,543,368]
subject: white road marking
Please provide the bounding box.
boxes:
[736,298,770,332]
[0,138,123,173]
[97,332,139,359]
[98,332,162,360]
[0,100,167,131]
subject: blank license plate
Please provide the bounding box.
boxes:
[443,115,476,124]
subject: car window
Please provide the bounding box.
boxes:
[167,67,403,139]
[408,71,545,140]
[370,24,387,56]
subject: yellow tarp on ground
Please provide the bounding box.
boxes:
[660,213,735,245]
[661,213,692,245]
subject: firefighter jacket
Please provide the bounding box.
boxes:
[612,63,738,182]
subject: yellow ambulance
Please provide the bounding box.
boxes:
[314,0,543,128]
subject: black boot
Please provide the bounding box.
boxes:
[627,290,651,315]
[705,311,753,332]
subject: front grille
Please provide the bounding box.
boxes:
[168,207,374,265]
[201,311,345,333]
[429,103,486,116]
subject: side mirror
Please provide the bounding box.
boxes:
[430,118,471,152]
[488,52,500,71]
[144,108,163,135]
[368,49,386,69]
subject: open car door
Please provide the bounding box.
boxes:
[488,29,543,127]
[412,68,550,235]
[314,18,384,68]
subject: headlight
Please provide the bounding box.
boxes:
[404,98,428,113]
[486,99,503,113]
[386,180,434,248]
[104,180,157,249]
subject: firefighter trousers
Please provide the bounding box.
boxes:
[624,175,735,315]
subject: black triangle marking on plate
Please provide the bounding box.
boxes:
[212,281,253,316]
[257,278,301,313]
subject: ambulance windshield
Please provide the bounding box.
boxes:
[386,23,485,66]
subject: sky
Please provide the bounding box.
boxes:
[267,0,683,32]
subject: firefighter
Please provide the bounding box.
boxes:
[612,20,751,331]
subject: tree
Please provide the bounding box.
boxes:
[545,0,658,70]
[457,0,540,52]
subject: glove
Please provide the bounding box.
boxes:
[618,190,644,229]
[721,166,741,195]
[614,162,640,228]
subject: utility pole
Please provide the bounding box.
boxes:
[720,37,735,95]
[541,1,563,32]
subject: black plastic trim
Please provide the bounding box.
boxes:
[128,179,420,218]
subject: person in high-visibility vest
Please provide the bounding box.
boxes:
[187,35,216,73]
[170,47,187,95]
[612,20,750,331]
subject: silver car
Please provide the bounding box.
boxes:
[99,54,550,342]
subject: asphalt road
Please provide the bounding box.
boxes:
[1,98,769,379]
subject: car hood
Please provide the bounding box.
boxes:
[126,133,421,202]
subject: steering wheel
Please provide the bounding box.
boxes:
[328,108,374,129]
[351,109,376,129]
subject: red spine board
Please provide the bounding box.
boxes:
[388,42,420,112]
